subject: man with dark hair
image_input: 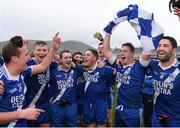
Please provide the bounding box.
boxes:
[24,40,57,127]
[50,50,80,127]
[98,42,115,127]
[103,34,148,127]
[148,36,180,127]
[0,33,60,127]
[75,49,115,127]
[169,0,180,19]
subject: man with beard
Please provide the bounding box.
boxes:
[148,36,180,127]
[102,34,148,127]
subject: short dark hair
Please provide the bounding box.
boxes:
[73,52,83,58]
[122,42,135,53]
[34,41,48,48]
[85,49,99,60]
[169,0,180,12]
[160,36,177,48]
[59,50,71,58]
[98,42,103,46]
[2,36,23,63]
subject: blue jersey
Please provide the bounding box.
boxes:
[75,64,115,103]
[50,66,80,103]
[0,64,32,127]
[149,59,180,117]
[25,58,57,106]
[110,59,146,108]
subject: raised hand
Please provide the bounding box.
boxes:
[52,32,61,51]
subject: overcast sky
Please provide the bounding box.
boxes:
[0,0,180,48]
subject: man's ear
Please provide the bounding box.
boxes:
[11,56,18,63]
[172,48,177,57]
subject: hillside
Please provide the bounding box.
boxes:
[0,40,96,55]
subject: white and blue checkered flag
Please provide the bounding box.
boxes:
[104,4,164,51]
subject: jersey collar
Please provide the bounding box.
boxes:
[158,58,179,70]
[2,64,20,81]
[58,65,71,72]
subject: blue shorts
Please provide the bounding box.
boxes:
[27,102,51,127]
[152,113,180,127]
[50,102,79,127]
[115,105,143,127]
[83,101,108,125]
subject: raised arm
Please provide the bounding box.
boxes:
[32,32,61,75]
[102,34,114,60]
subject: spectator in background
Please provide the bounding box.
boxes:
[72,52,83,64]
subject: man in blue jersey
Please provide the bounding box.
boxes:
[148,36,180,127]
[25,41,57,127]
[75,48,115,127]
[49,50,80,127]
[0,33,61,127]
[98,42,115,127]
[102,34,150,127]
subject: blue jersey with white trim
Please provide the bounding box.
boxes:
[149,60,180,117]
[50,66,80,103]
[75,64,115,103]
[25,58,57,106]
[111,60,145,107]
[0,64,32,127]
